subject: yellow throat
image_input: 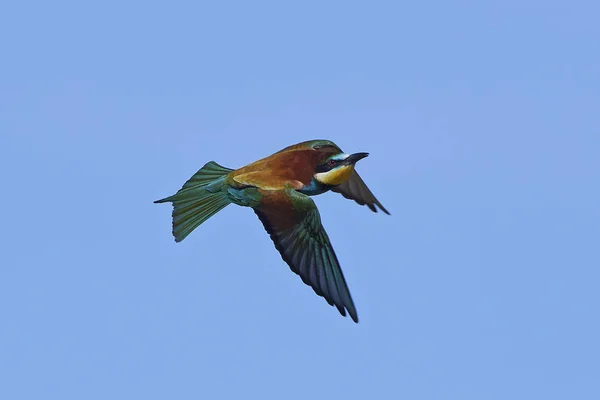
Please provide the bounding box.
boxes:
[315,164,355,186]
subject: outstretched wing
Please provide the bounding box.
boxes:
[332,170,390,214]
[254,188,358,322]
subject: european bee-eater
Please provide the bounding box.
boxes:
[155,140,389,322]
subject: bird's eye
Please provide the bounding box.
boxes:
[328,159,336,166]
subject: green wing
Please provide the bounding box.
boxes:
[254,188,358,322]
[332,170,390,214]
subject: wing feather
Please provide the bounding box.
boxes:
[332,170,390,214]
[254,188,358,322]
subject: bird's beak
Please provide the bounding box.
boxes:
[345,152,369,165]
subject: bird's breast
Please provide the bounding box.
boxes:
[298,177,332,196]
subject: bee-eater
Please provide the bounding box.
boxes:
[155,140,389,322]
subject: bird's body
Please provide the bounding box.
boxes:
[155,139,388,322]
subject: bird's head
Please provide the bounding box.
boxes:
[313,151,369,186]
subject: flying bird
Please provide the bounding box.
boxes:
[155,140,389,322]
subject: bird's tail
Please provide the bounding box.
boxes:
[154,161,234,242]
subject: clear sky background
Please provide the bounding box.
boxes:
[1,1,599,399]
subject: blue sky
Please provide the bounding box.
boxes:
[1,1,599,399]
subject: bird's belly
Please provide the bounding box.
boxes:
[298,178,332,196]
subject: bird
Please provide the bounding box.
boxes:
[154,139,389,322]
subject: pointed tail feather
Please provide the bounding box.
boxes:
[154,161,233,242]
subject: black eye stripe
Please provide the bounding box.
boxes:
[315,155,345,173]
[316,162,335,173]
[315,164,329,173]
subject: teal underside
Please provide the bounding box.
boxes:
[225,186,262,207]
[298,177,332,196]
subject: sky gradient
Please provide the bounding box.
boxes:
[2,1,599,399]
